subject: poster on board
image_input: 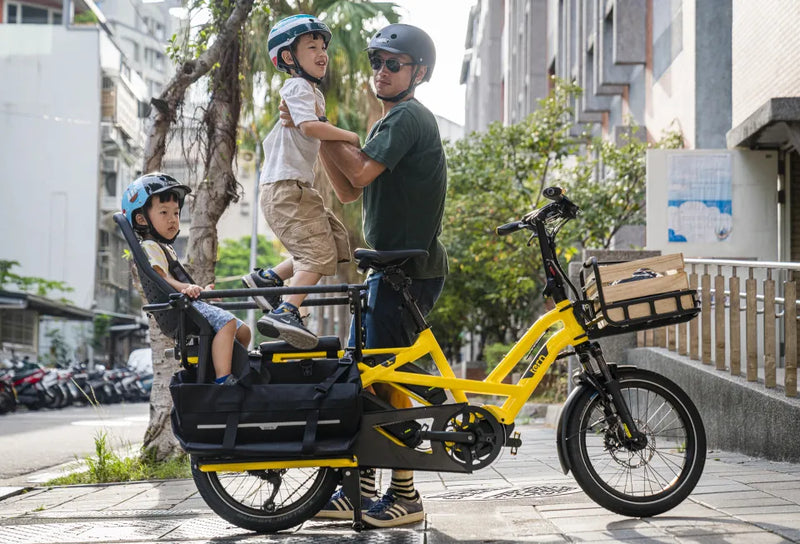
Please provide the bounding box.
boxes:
[667,153,733,243]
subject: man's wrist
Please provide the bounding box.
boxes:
[318,115,328,123]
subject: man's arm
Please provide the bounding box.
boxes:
[320,140,387,190]
[319,144,362,203]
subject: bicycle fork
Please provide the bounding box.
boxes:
[576,343,647,450]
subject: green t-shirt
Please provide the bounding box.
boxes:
[361,99,448,279]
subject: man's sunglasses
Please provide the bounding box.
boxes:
[369,57,417,73]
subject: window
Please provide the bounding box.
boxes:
[1,310,36,348]
[4,2,62,24]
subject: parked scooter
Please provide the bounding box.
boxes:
[0,367,16,414]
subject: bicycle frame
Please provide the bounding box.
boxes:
[269,297,588,430]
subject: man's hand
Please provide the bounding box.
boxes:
[279,99,295,128]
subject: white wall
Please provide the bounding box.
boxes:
[646,149,778,260]
[0,25,101,308]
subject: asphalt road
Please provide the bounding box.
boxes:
[0,402,150,483]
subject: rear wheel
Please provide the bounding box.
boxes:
[191,458,339,532]
[565,368,706,517]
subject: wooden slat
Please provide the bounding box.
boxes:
[637,330,645,347]
[645,328,654,347]
[601,272,689,304]
[701,273,712,365]
[764,279,776,388]
[715,274,726,370]
[784,281,797,397]
[667,323,676,351]
[596,254,685,284]
[746,278,758,382]
[690,272,699,361]
[678,317,688,356]
[729,275,741,376]
[655,326,666,348]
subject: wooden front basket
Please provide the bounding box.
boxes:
[580,253,700,338]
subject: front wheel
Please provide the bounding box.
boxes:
[191,457,339,532]
[565,368,706,517]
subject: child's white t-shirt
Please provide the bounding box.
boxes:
[260,77,325,186]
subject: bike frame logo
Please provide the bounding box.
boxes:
[523,346,548,379]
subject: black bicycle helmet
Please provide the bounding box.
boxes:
[121,172,191,243]
[367,24,436,102]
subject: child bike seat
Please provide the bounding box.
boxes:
[354,248,429,273]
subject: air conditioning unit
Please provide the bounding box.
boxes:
[101,157,119,173]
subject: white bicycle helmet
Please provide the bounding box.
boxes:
[268,14,331,83]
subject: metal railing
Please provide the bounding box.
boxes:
[638,258,799,398]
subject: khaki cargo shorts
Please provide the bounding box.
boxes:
[261,180,351,276]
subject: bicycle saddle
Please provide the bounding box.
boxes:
[354,248,429,272]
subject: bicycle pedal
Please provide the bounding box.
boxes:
[507,431,522,455]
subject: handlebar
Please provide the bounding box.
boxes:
[494,186,579,236]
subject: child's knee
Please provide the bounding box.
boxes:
[237,324,252,345]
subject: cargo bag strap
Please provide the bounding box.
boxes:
[302,360,354,455]
[218,389,249,450]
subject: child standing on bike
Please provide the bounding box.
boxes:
[121,173,251,385]
[242,14,358,350]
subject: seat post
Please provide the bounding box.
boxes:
[382,267,430,334]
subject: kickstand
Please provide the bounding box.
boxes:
[341,467,363,531]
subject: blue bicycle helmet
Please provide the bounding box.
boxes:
[121,172,191,243]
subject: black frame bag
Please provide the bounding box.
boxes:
[170,358,362,458]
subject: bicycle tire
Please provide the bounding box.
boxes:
[191,458,340,532]
[565,368,706,517]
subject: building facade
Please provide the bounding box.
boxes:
[0,0,181,364]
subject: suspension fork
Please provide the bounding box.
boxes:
[576,343,646,448]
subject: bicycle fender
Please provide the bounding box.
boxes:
[556,383,588,475]
[556,364,638,474]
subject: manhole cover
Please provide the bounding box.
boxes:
[426,484,576,501]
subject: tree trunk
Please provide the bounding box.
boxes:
[138,0,254,461]
[141,323,179,459]
[188,38,242,284]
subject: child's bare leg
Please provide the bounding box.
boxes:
[271,258,294,281]
[236,323,252,347]
[284,270,322,309]
[211,319,237,379]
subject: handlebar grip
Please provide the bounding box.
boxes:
[543,187,563,200]
[495,221,523,235]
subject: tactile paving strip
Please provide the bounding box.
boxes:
[2,517,424,543]
[425,484,576,501]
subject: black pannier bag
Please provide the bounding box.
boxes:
[170,358,362,458]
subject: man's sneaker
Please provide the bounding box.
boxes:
[219,374,238,386]
[314,488,377,520]
[259,306,318,350]
[362,490,424,528]
[241,268,282,311]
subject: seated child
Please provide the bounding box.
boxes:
[242,14,357,350]
[121,173,251,384]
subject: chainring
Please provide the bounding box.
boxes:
[434,405,505,470]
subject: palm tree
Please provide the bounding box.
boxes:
[241,1,400,338]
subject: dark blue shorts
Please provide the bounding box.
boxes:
[348,273,445,349]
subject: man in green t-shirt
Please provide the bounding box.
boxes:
[315,23,447,528]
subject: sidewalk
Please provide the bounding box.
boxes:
[2,423,800,543]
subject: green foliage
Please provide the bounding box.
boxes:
[433,78,684,359]
[0,260,74,300]
[92,314,111,352]
[73,11,99,24]
[431,80,587,353]
[45,432,191,485]
[44,328,70,365]
[483,342,512,373]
